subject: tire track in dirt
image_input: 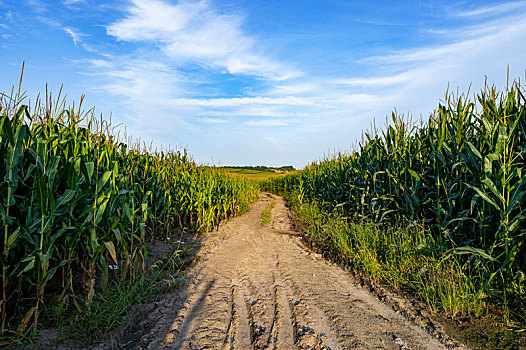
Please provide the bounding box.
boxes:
[94,192,465,350]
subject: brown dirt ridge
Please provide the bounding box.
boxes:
[94,192,466,349]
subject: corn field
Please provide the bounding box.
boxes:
[265,79,526,317]
[0,85,259,338]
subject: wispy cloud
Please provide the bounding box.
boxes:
[198,117,231,124]
[63,27,82,46]
[455,1,526,18]
[25,0,48,14]
[333,6,526,132]
[246,119,289,127]
[333,72,413,87]
[173,96,314,107]
[71,1,526,167]
[62,0,86,6]
[364,14,526,66]
[107,0,298,80]
[62,26,98,53]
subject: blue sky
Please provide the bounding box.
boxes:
[1,0,525,168]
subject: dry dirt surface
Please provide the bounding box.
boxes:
[93,193,465,350]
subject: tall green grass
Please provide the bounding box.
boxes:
[265,78,525,322]
[288,196,486,317]
[0,77,259,340]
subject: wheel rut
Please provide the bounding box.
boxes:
[94,192,465,350]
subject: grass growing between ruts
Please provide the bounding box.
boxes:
[260,201,275,226]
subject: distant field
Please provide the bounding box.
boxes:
[221,167,290,180]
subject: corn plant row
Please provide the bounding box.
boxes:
[265,79,525,316]
[0,89,259,338]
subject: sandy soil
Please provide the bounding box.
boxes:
[85,192,466,350]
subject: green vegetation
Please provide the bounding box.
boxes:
[285,195,525,349]
[222,165,294,173]
[264,78,526,328]
[0,81,259,343]
[67,238,195,342]
[221,167,290,180]
[260,201,275,226]
[288,196,485,316]
[43,239,192,344]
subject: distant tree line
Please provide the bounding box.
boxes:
[222,165,295,173]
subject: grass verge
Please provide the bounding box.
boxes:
[31,236,199,346]
[284,192,526,349]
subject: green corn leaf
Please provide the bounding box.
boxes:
[0,115,6,133]
[140,222,146,238]
[96,171,112,193]
[94,198,108,225]
[481,178,505,205]
[7,227,21,247]
[3,116,14,144]
[407,169,421,181]
[454,246,498,262]
[42,262,66,287]
[484,156,493,176]
[123,202,133,224]
[466,141,482,159]
[508,214,525,234]
[80,160,94,183]
[507,181,526,214]
[112,228,122,243]
[466,183,501,210]
[487,153,499,162]
[55,189,76,212]
[90,228,100,250]
[38,253,49,279]
[18,257,35,276]
[86,161,95,182]
[495,125,507,155]
[48,187,56,217]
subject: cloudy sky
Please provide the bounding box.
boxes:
[1,0,525,168]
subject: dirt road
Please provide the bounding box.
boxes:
[101,193,460,349]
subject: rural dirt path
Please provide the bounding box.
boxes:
[98,193,460,350]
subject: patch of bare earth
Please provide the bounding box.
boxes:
[39,192,467,349]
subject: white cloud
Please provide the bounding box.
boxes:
[26,0,48,14]
[269,83,318,95]
[87,59,114,69]
[62,0,86,5]
[333,72,413,87]
[246,119,288,126]
[199,117,230,124]
[337,6,526,134]
[63,27,81,46]
[455,1,526,18]
[107,0,296,79]
[83,1,526,168]
[364,11,525,67]
[173,96,314,107]
[62,26,97,52]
